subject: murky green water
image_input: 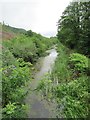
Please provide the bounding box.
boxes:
[25,48,58,118]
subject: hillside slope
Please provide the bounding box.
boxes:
[0,23,26,40]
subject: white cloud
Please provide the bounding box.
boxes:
[0,0,72,37]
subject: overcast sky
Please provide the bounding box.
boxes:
[0,0,72,37]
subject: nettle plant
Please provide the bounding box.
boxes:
[69,53,88,73]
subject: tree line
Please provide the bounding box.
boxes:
[57,1,90,57]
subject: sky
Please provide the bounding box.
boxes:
[0,0,72,37]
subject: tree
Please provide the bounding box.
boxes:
[57,1,90,56]
[27,30,33,37]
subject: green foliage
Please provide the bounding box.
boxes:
[56,3,89,117]
[55,3,89,117]
[37,74,53,100]
[2,47,31,118]
[51,43,72,83]
[26,30,33,37]
[2,23,26,35]
[2,26,57,118]
[50,43,89,118]
[3,102,27,118]
[37,74,52,92]
[3,102,16,117]
[35,45,88,118]
[54,76,88,118]
[17,58,33,67]
[69,53,88,72]
[3,35,37,63]
[2,46,16,67]
[57,2,90,56]
[3,34,57,63]
[2,61,30,106]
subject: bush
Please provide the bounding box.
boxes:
[2,46,16,67]
[54,75,88,118]
[5,35,37,63]
[2,47,31,118]
[69,53,88,73]
[2,102,27,118]
[50,43,89,118]
[2,63,30,106]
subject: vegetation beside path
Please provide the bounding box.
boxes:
[37,42,89,118]
[36,1,89,117]
[1,23,57,118]
[1,1,89,118]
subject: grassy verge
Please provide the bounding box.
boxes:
[52,43,89,118]
[51,43,73,84]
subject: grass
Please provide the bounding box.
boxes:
[51,43,73,84]
[51,43,89,118]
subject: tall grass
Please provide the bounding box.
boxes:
[51,43,89,118]
[51,43,72,84]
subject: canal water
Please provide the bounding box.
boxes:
[25,48,58,118]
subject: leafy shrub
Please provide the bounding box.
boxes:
[54,76,88,118]
[3,102,16,118]
[2,47,31,118]
[7,35,37,63]
[69,53,88,73]
[3,34,57,63]
[2,46,16,67]
[17,58,33,67]
[2,64,30,106]
[2,102,27,118]
[50,43,89,118]
[26,30,33,37]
